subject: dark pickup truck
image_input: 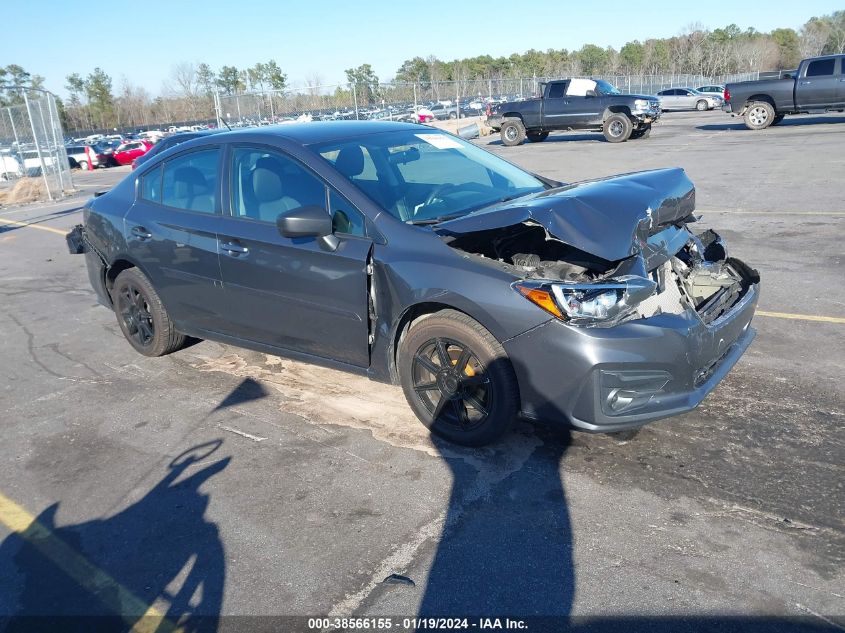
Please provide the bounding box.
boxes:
[486,78,661,145]
[724,54,845,129]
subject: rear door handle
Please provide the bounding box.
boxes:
[130,226,152,240]
[221,241,249,256]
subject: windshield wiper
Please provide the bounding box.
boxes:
[406,213,465,226]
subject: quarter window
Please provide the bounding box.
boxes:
[806,58,835,77]
[140,165,162,203]
[161,149,220,213]
[231,147,327,223]
[329,190,366,237]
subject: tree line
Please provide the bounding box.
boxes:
[1,11,843,133]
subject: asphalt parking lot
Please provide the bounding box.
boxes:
[0,111,843,632]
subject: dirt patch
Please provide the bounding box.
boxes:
[0,178,48,206]
[192,352,441,456]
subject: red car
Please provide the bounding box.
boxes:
[112,140,153,166]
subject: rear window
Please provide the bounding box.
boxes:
[806,58,835,77]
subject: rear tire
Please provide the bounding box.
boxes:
[398,310,519,446]
[603,113,633,142]
[80,161,90,170]
[113,268,185,357]
[500,119,526,146]
[743,101,775,130]
[526,131,549,143]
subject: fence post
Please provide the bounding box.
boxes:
[7,108,22,169]
[23,93,53,202]
[352,84,359,120]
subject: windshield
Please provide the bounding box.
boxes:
[594,80,621,95]
[313,130,546,224]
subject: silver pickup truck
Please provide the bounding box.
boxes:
[724,54,845,129]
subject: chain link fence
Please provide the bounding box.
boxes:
[0,91,73,201]
[214,72,760,126]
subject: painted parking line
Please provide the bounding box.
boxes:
[0,216,68,236]
[0,490,181,633]
[756,310,845,325]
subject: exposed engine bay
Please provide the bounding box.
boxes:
[442,221,759,326]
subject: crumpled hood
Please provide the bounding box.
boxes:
[435,168,696,262]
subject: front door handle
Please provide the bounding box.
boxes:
[221,241,249,256]
[130,226,152,240]
[800,80,812,85]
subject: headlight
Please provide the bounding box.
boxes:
[514,277,657,327]
[634,99,650,108]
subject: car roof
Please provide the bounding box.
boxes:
[213,120,423,145]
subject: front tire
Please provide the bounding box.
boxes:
[695,99,708,111]
[526,131,549,143]
[743,101,775,130]
[500,119,526,146]
[603,113,633,142]
[113,268,185,357]
[398,310,519,446]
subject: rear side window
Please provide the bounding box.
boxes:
[140,165,162,203]
[161,149,220,213]
[806,58,835,77]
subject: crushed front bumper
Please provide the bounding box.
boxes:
[504,273,759,433]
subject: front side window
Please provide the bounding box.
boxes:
[547,83,566,99]
[807,58,835,77]
[231,147,327,223]
[161,148,219,213]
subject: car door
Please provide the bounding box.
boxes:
[542,80,592,126]
[657,90,676,110]
[836,57,845,107]
[796,57,839,109]
[215,145,372,367]
[124,147,227,332]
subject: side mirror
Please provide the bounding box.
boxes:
[277,205,338,251]
[585,90,597,97]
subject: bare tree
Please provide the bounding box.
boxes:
[799,19,832,57]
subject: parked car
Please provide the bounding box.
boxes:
[723,54,845,130]
[65,145,93,170]
[429,103,461,120]
[112,140,153,166]
[67,121,759,446]
[410,107,435,123]
[487,78,661,145]
[656,88,722,111]
[696,85,725,95]
[132,130,224,170]
[0,154,22,180]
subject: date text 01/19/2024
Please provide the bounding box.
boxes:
[307,617,528,630]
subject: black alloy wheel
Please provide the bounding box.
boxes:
[398,309,519,446]
[411,337,492,432]
[117,282,155,349]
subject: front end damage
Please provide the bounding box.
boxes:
[436,168,760,431]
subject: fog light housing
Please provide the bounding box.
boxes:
[600,370,671,416]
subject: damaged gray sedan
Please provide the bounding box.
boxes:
[69,121,759,446]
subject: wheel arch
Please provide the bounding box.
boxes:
[103,254,152,304]
[603,106,632,120]
[745,94,776,109]
[387,300,505,385]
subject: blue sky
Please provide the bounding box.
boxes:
[5,0,842,97]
